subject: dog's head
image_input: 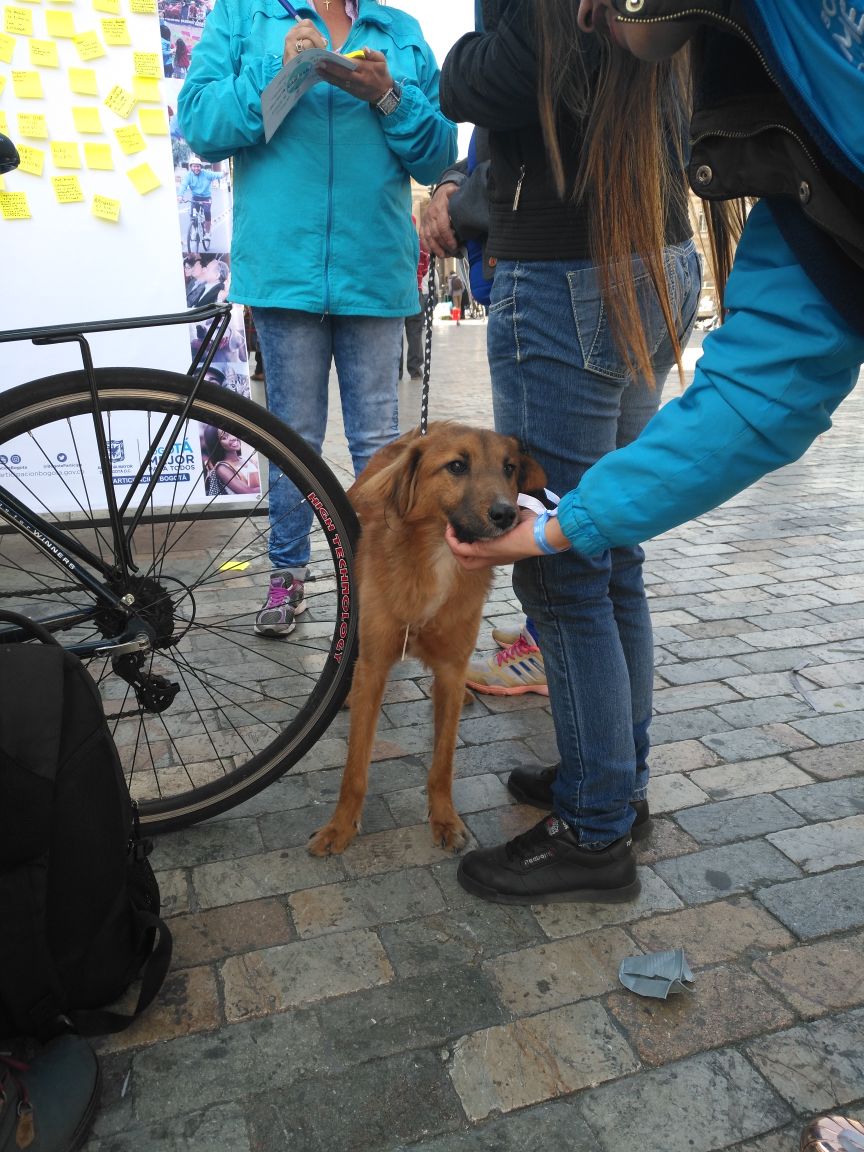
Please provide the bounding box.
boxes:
[349,422,547,543]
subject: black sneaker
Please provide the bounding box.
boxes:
[507,765,652,841]
[456,814,640,905]
[0,1034,101,1152]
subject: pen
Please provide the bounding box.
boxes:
[276,0,302,20]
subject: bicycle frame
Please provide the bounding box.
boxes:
[0,303,232,653]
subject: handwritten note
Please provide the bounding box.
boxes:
[12,69,43,98]
[4,7,33,36]
[129,0,157,12]
[45,9,76,36]
[131,76,159,102]
[0,191,31,220]
[30,38,59,67]
[16,144,45,176]
[72,105,102,133]
[68,66,98,94]
[91,194,120,222]
[0,112,8,134]
[84,141,113,169]
[52,174,84,202]
[73,30,105,61]
[51,141,82,168]
[138,107,167,136]
[132,50,159,78]
[104,84,135,118]
[17,111,48,137]
[93,0,120,12]
[114,123,144,154]
[0,30,14,61]
[127,161,159,194]
[100,16,129,44]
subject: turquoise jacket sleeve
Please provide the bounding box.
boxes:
[557,202,864,555]
[177,0,282,161]
[372,41,456,185]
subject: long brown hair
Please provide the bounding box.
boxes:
[535,0,691,385]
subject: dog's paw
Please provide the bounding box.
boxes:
[430,815,469,854]
[308,821,357,857]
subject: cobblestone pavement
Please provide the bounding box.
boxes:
[86,320,864,1152]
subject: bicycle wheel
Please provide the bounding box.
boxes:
[202,231,211,252]
[0,370,359,833]
[187,213,202,253]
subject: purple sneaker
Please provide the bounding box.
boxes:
[254,572,306,637]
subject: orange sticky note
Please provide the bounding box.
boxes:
[51,141,82,169]
[100,16,129,44]
[83,141,113,169]
[132,49,159,78]
[127,161,159,194]
[69,67,98,95]
[138,107,167,136]
[15,144,44,176]
[113,124,144,154]
[72,105,103,133]
[91,193,120,221]
[46,9,75,36]
[0,30,15,61]
[73,30,105,61]
[104,84,135,118]
[0,191,31,220]
[17,111,48,137]
[29,38,59,67]
[52,174,84,202]
[12,69,43,98]
[3,7,33,36]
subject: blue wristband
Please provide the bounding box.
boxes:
[533,510,564,555]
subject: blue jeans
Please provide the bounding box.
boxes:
[487,242,700,847]
[251,308,402,569]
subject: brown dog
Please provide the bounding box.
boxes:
[308,422,546,857]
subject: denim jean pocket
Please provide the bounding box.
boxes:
[567,241,697,382]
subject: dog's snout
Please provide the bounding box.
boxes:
[488,500,517,530]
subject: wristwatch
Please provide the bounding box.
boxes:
[374,81,402,116]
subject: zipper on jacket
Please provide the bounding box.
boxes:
[512,164,525,211]
[691,124,821,173]
[323,83,334,315]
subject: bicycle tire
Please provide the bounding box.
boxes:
[0,369,359,833]
[187,215,201,253]
[202,232,211,252]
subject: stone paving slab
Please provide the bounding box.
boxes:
[83,326,864,1152]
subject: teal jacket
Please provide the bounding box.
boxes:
[178,0,456,315]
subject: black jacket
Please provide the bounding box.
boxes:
[439,0,691,262]
[610,0,864,331]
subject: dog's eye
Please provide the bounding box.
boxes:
[446,459,468,475]
[503,463,517,477]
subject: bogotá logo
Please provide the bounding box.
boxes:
[108,440,125,463]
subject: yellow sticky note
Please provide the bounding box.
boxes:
[218,561,250,572]
[127,161,159,194]
[0,176,4,192]
[52,174,84,202]
[0,191,31,220]
[16,144,44,176]
[17,111,48,137]
[0,75,5,97]
[129,0,157,12]
[69,67,98,95]
[93,0,120,12]
[51,141,81,168]
[72,105,102,133]
[100,16,129,43]
[12,70,43,98]
[83,141,113,169]
[132,50,159,78]
[0,112,8,133]
[73,31,104,61]
[30,38,59,67]
[113,123,144,155]
[0,30,15,61]
[45,10,75,36]
[131,76,160,103]
[137,107,167,136]
[91,193,120,222]
[103,84,135,118]
[3,7,33,36]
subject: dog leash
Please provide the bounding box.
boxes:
[419,261,437,437]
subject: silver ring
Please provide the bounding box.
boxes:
[294,38,305,53]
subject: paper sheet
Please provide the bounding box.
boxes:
[262,48,356,144]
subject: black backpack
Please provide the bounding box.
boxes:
[0,611,172,1040]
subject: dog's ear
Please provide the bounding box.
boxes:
[518,452,547,495]
[348,435,425,521]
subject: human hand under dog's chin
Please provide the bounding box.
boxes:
[445,512,543,570]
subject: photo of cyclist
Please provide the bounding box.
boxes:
[177,157,220,247]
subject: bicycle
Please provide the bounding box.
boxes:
[0,300,360,835]
[184,197,210,253]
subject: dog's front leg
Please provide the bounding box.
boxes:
[308,656,389,857]
[427,667,470,852]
